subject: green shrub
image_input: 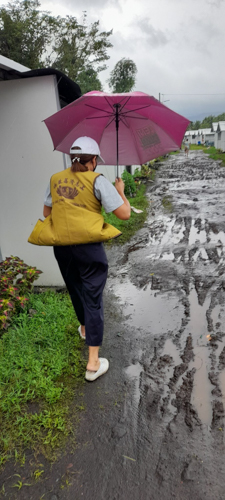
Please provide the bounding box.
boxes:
[0,256,42,331]
[121,170,137,197]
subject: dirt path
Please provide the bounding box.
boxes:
[2,150,225,499]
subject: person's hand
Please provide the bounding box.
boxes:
[115,177,125,196]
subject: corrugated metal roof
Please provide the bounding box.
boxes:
[185,130,198,136]
[198,129,212,134]
[211,122,218,132]
[218,121,225,131]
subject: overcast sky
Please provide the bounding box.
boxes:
[8,0,225,121]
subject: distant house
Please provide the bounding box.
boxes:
[0,55,81,286]
[184,130,198,145]
[216,121,225,151]
[197,128,214,145]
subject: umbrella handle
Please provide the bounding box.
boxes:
[114,103,120,179]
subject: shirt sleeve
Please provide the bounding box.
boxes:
[94,175,124,213]
[44,182,52,207]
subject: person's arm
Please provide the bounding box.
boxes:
[113,178,131,220]
[94,175,131,220]
[43,205,52,218]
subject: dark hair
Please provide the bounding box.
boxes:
[70,146,96,172]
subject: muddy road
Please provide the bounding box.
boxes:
[2,149,225,499]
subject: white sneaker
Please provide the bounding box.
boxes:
[78,325,85,340]
[85,358,109,382]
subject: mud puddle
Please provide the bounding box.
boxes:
[106,150,225,499]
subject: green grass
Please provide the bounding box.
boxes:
[169,150,180,156]
[103,184,149,245]
[0,290,86,466]
[190,144,225,166]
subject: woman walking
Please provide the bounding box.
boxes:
[42,136,131,381]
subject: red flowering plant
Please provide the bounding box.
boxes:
[0,256,42,331]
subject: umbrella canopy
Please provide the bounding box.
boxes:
[44,91,190,174]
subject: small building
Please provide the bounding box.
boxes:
[197,128,215,145]
[0,55,81,286]
[216,121,225,151]
[184,130,198,145]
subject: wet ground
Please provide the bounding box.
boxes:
[2,150,225,499]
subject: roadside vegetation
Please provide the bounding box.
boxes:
[189,144,225,166]
[103,165,155,244]
[0,258,86,467]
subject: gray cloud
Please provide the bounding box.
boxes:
[187,16,220,56]
[133,17,169,47]
[206,0,225,7]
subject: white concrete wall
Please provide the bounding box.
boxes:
[204,133,215,144]
[217,132,222,150]
[219,131,225,152]
[214,133,218,149]
[0,75,65,286]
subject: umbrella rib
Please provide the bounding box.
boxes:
[85,104,113,116]
[119,96,131,112]
[120,115,148,120]
[120,116,130,128]
[104,95,131,111]
[120,104,151,116]
[86,115,114,120]
[104,96,116,111]
[105,116,117,128]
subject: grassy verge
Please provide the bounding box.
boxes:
[0,290,86,467]
[190,144,225,166]
[103,183,149,245]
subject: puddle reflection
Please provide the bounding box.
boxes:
[186,288,213,426]
[112,279,183,334]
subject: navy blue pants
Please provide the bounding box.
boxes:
[54,243,108,346]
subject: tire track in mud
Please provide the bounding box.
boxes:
[108,150,225,499]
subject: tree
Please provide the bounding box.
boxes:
[108,58,137,93]
[0,0,56,68]
[192,120,201,130]
[51,13,112,89]
[76,66,103,94]
[188,112,225,131]
[0,1,112,91]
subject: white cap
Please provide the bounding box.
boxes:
[70,136,104,163]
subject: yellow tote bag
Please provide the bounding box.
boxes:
[28,215,58,246]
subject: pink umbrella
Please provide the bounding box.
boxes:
[44,91,190,177]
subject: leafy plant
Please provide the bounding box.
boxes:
[121,170,137,197]
[103,183,149,244]
[0,256,42,331]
